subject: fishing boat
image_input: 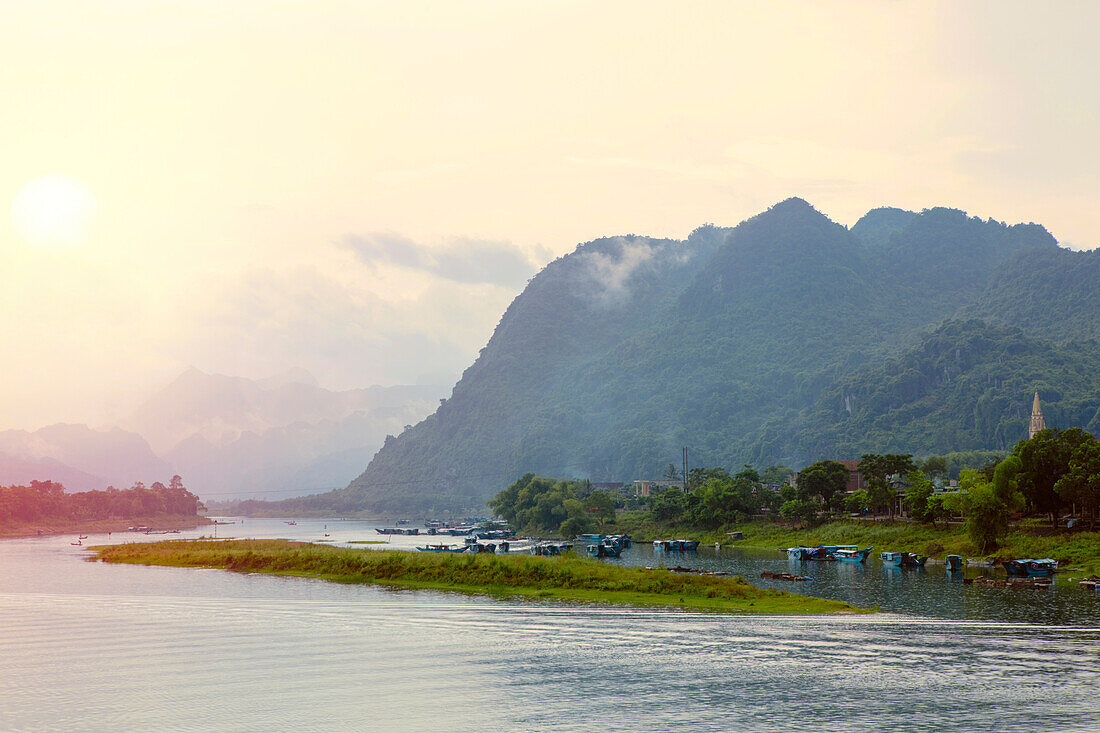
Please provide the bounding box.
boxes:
[944,554,964,571]
[70,539,82,546]
[880,551,927,567]
[678,539,699,551]
[1002,558,1057,576]
[833,546,873,563]
[284,521,297,525]
[786,546,808,561]
[416,544,468,553]
[77,534,88,539]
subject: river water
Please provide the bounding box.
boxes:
[1,518,1098,732]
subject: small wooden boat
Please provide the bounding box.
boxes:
[77,534,89,539]
[880,551,927,567]
[944,554,964,571]
[284,521,297,525]
[833,546,873,563]
[1003,558,1057,576]
[760,571,811,582]
[416,544,468,553]
[70,539,82,546]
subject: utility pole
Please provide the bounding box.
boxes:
[682,447,688,492]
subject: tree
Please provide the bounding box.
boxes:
[845,489,871,514]
[944,462,1022,554]
[902,471,935,524]
[796,460,849,510]
[1055,440,1100,530]
[761,465,794,485]
[663,463,681,482]
[859,454,916,519]
[1014,427,1095,526]
[920,456,947,481]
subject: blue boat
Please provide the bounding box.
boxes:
[786,547,808,561]
[944,554,964,571]
[833,546,873,563]
[532,543,572,556]
[653,539,696,551]
[1003,558,1057,576]
[880,551,927,567]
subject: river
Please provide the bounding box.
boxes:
[1,518,1097,732]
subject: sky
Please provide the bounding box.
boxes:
[2,0,1099,430]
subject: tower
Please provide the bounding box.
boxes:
[1028,391,1046,439]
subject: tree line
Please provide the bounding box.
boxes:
[0,476,205,524]
[488,427,1100,551]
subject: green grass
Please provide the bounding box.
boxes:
[90,539,864,614]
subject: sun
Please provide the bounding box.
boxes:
[11,175,97,249]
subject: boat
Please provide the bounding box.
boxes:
[1002,558,1057,576]
[653,539,695,551]
[804,545,857,561]
[77,534,88,539]
[416,544,468,553]
[284,521,297,525]
[833,546,873,563]
[70,539,82,546]
[944,554,964,571]
[532,543,572,556]
[786,546,808,561]
[880,551,927,567]
[586,543,621,558]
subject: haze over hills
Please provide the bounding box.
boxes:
[0,368,445,500]
[0,424,170,490]
[265,198,1099,517]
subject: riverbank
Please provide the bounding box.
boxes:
[728,521,1099,575]
[0,514,211,539]
[91,539,866,614]
[610,516,1100,575]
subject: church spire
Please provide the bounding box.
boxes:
[1028,391,1046,439]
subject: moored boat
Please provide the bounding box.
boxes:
[1002,558,1057,576]
[880,551,927,567]
[944,554,964,571]
[833,546,873,563]
[416,544,468,553]
[786,546,808,561]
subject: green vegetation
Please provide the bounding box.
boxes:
[227,200,1099,516]
[92,540,863,614]
[1,477,205,535]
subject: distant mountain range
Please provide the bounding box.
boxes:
[1,368,444,499]
[267,198,1099,516]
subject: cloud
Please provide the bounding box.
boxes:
[343,233,539,289]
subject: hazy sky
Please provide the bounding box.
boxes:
[2,1,1098,430]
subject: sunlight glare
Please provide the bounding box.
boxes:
[11,175,97,248]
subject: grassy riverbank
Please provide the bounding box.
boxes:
[725,521,1100,574]
[609,514,1100,575]
[92,539,865,614]
[0,514,211,539]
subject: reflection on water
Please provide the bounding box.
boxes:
[1,520,1098,732]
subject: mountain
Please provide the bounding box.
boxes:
[263,199,1094,516]
[0,424,170,490]
[123,368,445,500]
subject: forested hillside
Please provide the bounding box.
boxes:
[264,199,1096,515]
